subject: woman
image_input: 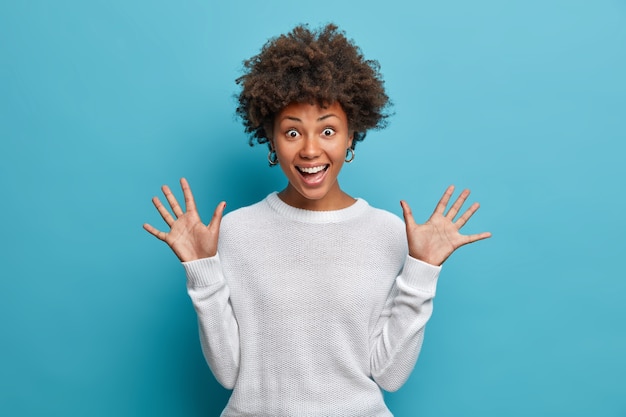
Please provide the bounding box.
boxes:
[144,24,490,417]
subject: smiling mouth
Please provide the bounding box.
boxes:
[296,164,329,184]
[297,165,329,174]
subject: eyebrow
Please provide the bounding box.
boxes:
[282,113,339,123]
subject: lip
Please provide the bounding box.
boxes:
[297,164,328,173]
[296,164,329,186]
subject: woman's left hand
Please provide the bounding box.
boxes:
[400,185,491,266]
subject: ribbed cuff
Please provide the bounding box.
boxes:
[400,256,441,295]
[182,254,224,287]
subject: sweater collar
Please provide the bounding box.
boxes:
[265,192,369,224]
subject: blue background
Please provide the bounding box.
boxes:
[1,0,625,416]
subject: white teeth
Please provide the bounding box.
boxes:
[299,165,327,174]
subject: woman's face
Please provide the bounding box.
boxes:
[272,101,354,211]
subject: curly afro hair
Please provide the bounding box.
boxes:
[236,23,391,149]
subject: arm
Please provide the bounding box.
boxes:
[369,257,440,392]
[371,186,491,391]
[144,178,239,387]
[184,256,240,389]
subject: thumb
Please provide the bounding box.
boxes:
[400,200,416,226]
[207,201,226,233]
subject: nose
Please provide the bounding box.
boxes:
[299,136,321,159]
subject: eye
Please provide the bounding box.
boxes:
[286,129,300,139]
[322,128,335,137]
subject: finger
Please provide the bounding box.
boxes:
[162,184,184,218]
[446,189,470,220]
[180,177,197,213]
[464,231,492,244]
[152,196,175,227]
[454,202,480,229]
[400,200,417,226]
[143,222,167,241]
[207,201,227,233]
[433,185,455,216]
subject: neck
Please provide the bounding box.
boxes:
[278,185,356,211]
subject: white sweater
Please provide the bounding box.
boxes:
[183,192,440,417]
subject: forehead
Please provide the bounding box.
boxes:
[276,101,347,123]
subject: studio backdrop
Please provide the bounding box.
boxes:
[1,0,625,416]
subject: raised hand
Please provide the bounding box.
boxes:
[400,185,491,266]
[143,178,226,262]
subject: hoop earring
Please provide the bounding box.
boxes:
[267,149,279,166]
[345,148,355,163]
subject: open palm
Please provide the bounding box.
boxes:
[401,186,491,266]
[143,178,225,262]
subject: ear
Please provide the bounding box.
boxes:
[347,132,354,149]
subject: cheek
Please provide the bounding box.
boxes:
[274,142,296,161]
[329,139,350,157]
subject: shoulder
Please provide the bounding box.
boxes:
[361,202,405,229]
[353,201,406,244]
[221,198,270,229]
[349,202,408,258]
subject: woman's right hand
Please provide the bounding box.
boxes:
[143,178,226,262]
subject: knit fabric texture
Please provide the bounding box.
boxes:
[183,192,440,417]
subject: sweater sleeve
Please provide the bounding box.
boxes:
[183,255,240,389]
[369,255,440,392]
